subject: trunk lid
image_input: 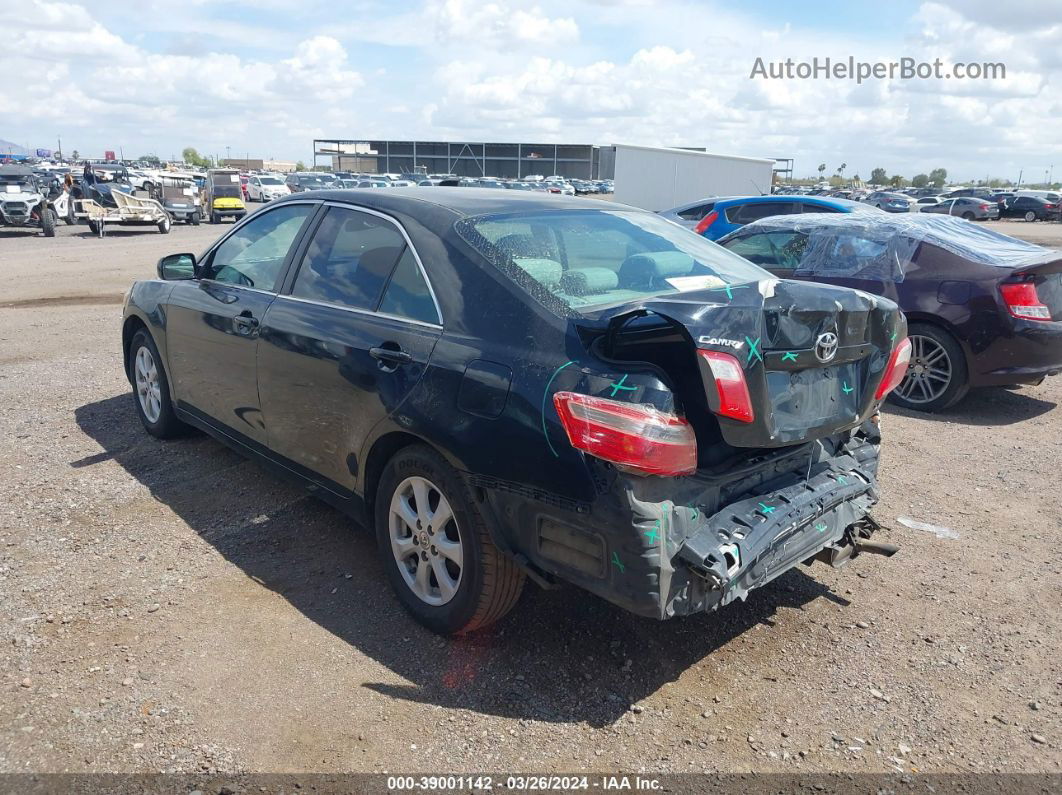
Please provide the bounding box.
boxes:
[586,278,905,449]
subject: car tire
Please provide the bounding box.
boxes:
[128,329,188,439]
[375,444,525,635]
[41,209,56,237]
[888,323,969,412]
[64,201,76,225]
[191,211,200,226]
[1025,211,1037,222]
[961,211,975,221]
[210,212,219,224]
[157,214,171,234]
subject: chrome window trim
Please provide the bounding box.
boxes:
[317,200,445,327]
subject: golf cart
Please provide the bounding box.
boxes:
[201,169,247,223]
[0,165,58,237]
[150,173,201,225]
[75,164,172,236]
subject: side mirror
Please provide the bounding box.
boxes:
[157,253,196,281]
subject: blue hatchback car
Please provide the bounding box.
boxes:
[659,195,871,241]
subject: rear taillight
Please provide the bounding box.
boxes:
[552,392,697,476]
[693,210,719,236]
[1046,203,1058,210]
[980,204,990,211]
[875,337,912,400]
[1000,282,1052,321]
[697,350,755,423]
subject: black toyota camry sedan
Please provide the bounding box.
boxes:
[122,189,909,635]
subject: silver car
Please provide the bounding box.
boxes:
[920,197,999,221]
[657,197,721,229]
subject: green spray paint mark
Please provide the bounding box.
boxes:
[781,352,799,363]
[842,382,854,395]
[745,337,763,366]
[644,520,661,544]
[890,331,898,342]
[758,502,775,514]
[611,552,625,574]
[541,361,576,457]
[709,284,750,301]
[689,508,698,521]
[814,522,828,533]
[836,475,848,485]
[608,374,637,398]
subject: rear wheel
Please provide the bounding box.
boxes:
[191,211,200,226]
[157,214,171,234]
[889,323,968,412]
[375,445,525,635]
[128,329,187,439]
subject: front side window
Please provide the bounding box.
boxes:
[207,204,314,290]
[456,209,771,314]
[291,206,407,310]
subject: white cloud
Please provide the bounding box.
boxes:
[431,0,579,47]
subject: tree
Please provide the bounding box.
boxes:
[928,168,947,188]
[181,147,211,168]
[851,173,861,183]
[870,167,888,185]
[139,154,161,165]
[817,163,826,179]
[889,174,907,188]
[70,149,80,162]
[836,162,847,178]
[294,160,307,172]
[911,173,929,188]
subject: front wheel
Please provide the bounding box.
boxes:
[157,214,171,234]
[889,323,969,412]
[41,209,56,237]
[191,211,200,226]
[961,211,975,221]
[1025,211,1037,222]
[375,445,525,635]
[128,329,188,438]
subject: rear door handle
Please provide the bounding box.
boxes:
[369,346,413,365]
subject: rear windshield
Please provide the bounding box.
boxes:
[456,209,769,314]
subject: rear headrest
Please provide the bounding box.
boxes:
[618,251,694,288]
[561,267,619,296]
[513,257,563,288]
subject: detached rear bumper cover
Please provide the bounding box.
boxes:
[673,455,875,614]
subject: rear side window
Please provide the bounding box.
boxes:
[725,202,799,225]
[801,203,842,214]
[795,232,915,282]
[207,204,313,291]
[378,249,440,325]
[721,231,808,270]
[676,202,715,221]
[291,207,407,310]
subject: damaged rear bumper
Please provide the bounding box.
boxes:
[672,456,880,614]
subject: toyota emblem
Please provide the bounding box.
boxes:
[815,331,839,363]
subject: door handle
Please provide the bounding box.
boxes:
[233,311,259,333]
[370,346,413,366]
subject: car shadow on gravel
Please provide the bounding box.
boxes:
[885,386,1056,427]
[75,393,847,728]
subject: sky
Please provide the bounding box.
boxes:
[3,0,1061,182]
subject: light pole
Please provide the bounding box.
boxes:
[225,146,231,166]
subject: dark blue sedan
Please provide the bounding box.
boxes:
[122,189,907,634]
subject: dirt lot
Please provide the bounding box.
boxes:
[1,218,1060,776]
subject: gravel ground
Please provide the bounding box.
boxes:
[0,218,1060,776]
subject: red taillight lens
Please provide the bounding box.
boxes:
[697,350,755,423]
[980,204,989,211]
[1000,282,1051,321]
[552,392,697,476]
[875,337,912,400]
[693,210,719,236]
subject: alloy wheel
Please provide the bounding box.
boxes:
[388,476,463,606]
[894,334,951,405]
[134,346,162,423]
